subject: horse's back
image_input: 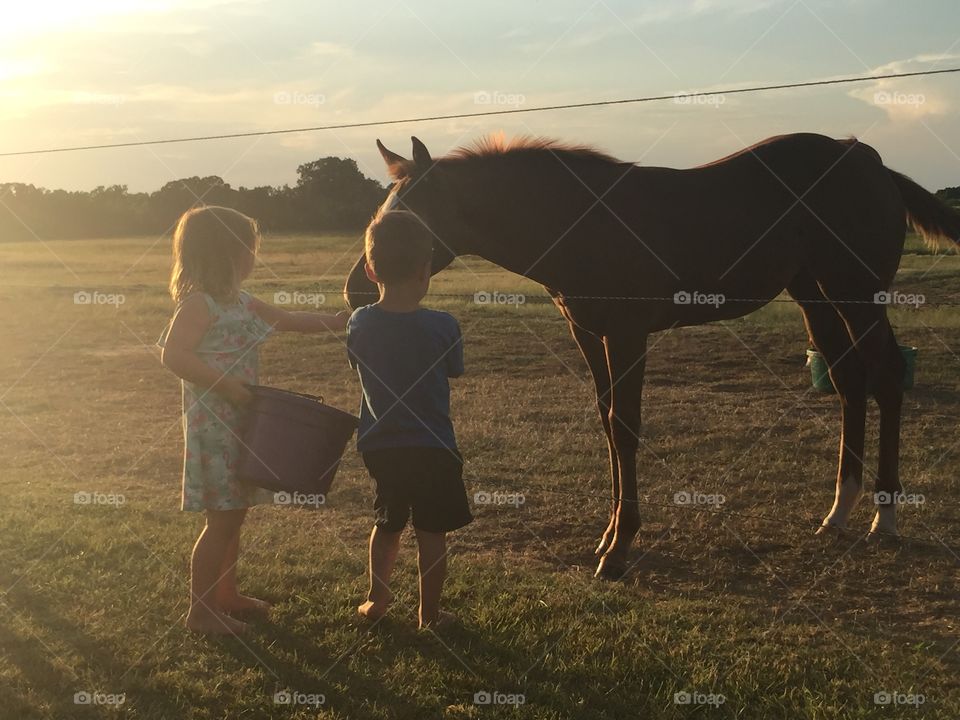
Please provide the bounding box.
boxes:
[685,132,905,291]
[695,132,875,168]
[594,133,903,311]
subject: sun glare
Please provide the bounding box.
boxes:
[1,1,171,38]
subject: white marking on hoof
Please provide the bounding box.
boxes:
[868,504,899,538]
[819,476,862,532]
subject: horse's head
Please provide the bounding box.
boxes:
[344,137,467,309]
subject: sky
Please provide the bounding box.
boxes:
[1,0,959,192]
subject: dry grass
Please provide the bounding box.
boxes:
[0,234,958,719]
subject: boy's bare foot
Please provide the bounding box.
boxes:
[186,609,248,635]
[419,610,456,630]
[217,594,272,617]
[357,599,391,621]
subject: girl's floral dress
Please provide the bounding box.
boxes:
[159,292,275,512]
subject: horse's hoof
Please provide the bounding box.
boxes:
[865,529,901,544]
[594,555,626,581]
[815,523,848,539]
[868,507,898,541]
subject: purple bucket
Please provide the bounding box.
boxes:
[237,386,359,496]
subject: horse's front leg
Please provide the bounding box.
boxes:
[596,332,648,580]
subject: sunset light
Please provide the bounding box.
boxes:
[2,3,960,719]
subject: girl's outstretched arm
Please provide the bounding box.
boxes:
[248,296,349,333]
[160,295,252,407]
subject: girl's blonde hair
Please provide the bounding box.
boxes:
[169,206,260,304]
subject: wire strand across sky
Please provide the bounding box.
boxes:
[1,67,958,158]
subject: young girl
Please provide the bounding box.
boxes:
[159,205,347,635]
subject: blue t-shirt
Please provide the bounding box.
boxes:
[347,305,464,452]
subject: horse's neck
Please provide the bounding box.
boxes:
[450,159,636,285]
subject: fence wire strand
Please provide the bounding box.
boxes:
[2,67,959,157]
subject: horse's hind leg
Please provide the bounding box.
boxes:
[832,306,905,538]
[568,322,619,556]
[788,273,868,534]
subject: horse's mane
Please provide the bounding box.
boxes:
[444,135,622,166]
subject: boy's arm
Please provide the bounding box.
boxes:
[248,296,349,333]
[160,296,252,407]
[445,318,464,378]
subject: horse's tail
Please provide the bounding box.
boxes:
[888,169,960,249]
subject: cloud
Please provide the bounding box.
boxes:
[307,41,353,58]
[630,0,785,26]
[517,0,788,53]
[499,27,533,41]
[848,54,959,121]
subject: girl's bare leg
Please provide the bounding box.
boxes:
[215,522,271,616]
[186,508,248,635]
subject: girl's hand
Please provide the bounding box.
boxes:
[219,377,254,408]
[162,298,255,407]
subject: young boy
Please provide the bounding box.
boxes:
[347,210,472,629]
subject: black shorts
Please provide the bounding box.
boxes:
[362,447,473,533]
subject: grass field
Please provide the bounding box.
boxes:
[1,232,959,719]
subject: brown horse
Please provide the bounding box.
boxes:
[344,133,960,579]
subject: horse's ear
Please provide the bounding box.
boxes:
[377,139,409,180]
[411,136,432,168]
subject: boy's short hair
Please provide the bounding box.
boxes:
[365,211,433,284]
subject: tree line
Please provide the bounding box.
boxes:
[1,158,957,242]
[0,156,387,242]
[936,187,960,207]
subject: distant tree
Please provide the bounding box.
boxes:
[235,185,283,232]
[936,186,960,209]
[150,176,238,231]
[294,157,387,230]
[0,157,386,242]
